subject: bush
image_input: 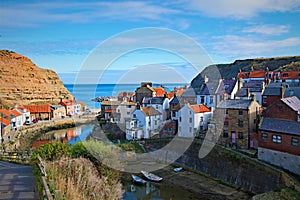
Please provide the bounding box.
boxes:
[31,142,71,162]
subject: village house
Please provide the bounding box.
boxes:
[262,85,285,108]
[216,95,261,149]
[59,99,81,116]
[116,101,137,124]
[100,100,121,122]
[0,108,23,130]
[127,106,162,140]
[153,86,167,97]
[235,79,266,105]
[24,104,52,120]
[258,118,300,175]
[51,105,66,119]
[135,82,156,104]
[13,105,31,125]
[177,103,212,138]
[215,78,238,105]
[0,117,11,142]
[169,95,181,121]
[196,80,219,111]
[264,96,300,122]
[142,97,170,121]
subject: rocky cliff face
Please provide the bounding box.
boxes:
[0,50,73,108]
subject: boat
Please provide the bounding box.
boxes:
[141,171,163,182]
[131,174,147,184]
[173,167,183,172]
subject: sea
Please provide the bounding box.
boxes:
[64,83,188,108]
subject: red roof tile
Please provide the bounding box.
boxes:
[10,110,22,117]
[0,109,12,118]
[249,70,266,78]
[189,104,211,113]
[154,87,167,97]
[23,105,51,113]
[238,72,250,79]
[0,117,10,126]
[280,71,300,80]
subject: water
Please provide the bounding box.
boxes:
[32,125,94,148]
[64,83,187,108]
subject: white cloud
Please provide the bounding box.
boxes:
[0,1,181,27]
[211,35,300,56]
[177,0,300,19]
[242,24,290,35]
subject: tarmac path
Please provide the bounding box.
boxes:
[0,161,38,200]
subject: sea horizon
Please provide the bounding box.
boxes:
[64,83,189,108]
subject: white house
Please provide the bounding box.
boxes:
[116,102,137,124]
[128,106,162,139]
[125,119,144,140]
[178,104,212,137]
[142,97,170,120]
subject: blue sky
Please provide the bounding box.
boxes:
[1,0,300,84]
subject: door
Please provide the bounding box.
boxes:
[231,132,236,143]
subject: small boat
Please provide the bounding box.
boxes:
[173,167,183,172]
[141,171,163,182]
[131,174,147,184]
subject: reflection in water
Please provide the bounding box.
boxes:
[32,125,94,148]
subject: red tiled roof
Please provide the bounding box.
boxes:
[189,104,211,113]
[59,100,74,106]
[167,92,174,99]
[176,88,185,96]
[0,108,12,118]
[238,72,250,79]
[280,71,300,80]
[0,117,10,126]
[249,70,266,78]
[154,87,167,97]
[142,106,161,116]
[10,110,22,117]
[23,104,51,113]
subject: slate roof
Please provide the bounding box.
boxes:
[259,118,300,136]
[262,87,283,96]
[169,96,180,105]
[281,96,300,113]
[142,106,161,116]
[215,79,237,95]
[198,82,219,95]
[217,99,253,109]
[284,87,300,99]
[142,97,165,105]
[181,87,197,97]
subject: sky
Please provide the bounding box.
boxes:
[1,0,300,84]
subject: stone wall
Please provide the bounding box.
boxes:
[258,147,300,175]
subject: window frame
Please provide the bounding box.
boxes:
[272,135,282,144]
[291,137,299,147]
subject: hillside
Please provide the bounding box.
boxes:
[0,50,73,108]
[191,56,300,88]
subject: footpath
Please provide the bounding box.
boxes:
[0,160,38,200]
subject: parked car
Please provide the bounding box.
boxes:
[32,118,39,123]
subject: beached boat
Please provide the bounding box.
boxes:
[131,174,147,184]
[141,171,163,182]
[173,167,183,172]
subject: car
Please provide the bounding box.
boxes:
[32,118,39,123]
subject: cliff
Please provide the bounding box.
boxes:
[191,56,300,88]
[0,50,73,108]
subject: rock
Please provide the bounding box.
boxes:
[0,50,73,108]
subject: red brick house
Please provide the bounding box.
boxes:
[262,86,285,108]
[258,117,300,174]
[264,96,300,122]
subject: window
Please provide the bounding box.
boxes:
[133,114,136,118]
[225,109,228,114]
[127,112,130,115]
[200,126,203,131]
[189,117,192,123]
[189,127,192,133]
[292,138,299,147]
[238,110,243,115]
[224,121,228,127]
[224,84,229,90]
[168,128,173,132]
[261,133,268,140]
[263,96,267,104]
[155,121,157,125]
[127,105,132,108]
[272,135,282,143]
[172,111,176,117]
[238,132,243,139]
[238,120,243,128]
[209,96,214,104]
[223,130,228,138]
[179,117,182,122]
[200,96,205,103]
[200,116,204,122]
